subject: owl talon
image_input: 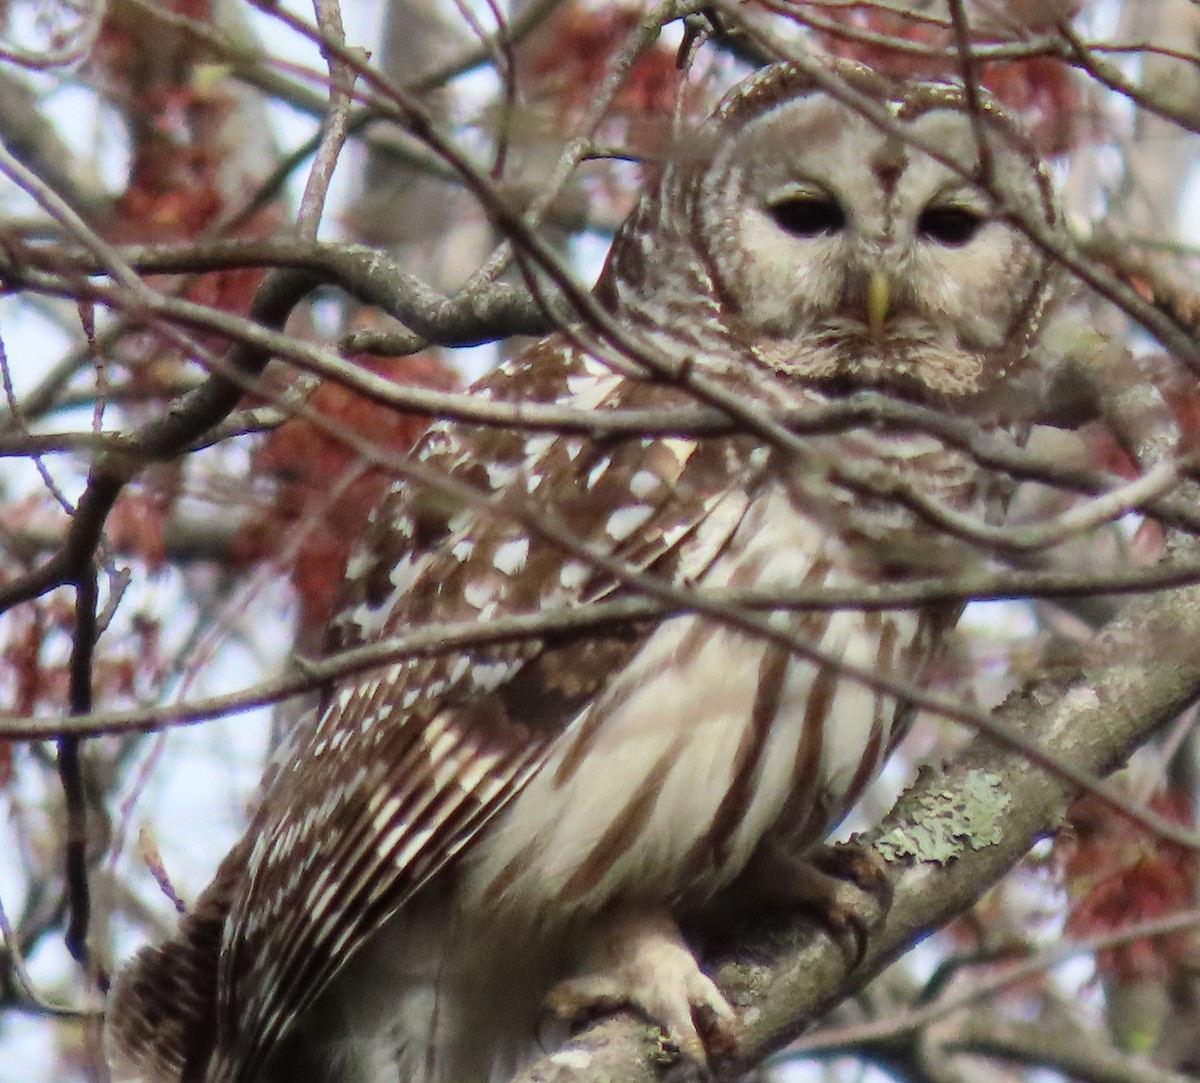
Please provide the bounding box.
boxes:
[744,840,892,966]
[796,843,893,965]
[545,907,737,1064]
[811,842,894,913]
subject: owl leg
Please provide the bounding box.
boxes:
[743,839,893,963]
[544,905,738,1063]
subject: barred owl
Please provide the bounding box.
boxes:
[106,60,1067,1083]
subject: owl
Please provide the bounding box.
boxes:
[106,59,1067,1083]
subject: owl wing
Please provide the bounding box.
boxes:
[204,343,769,1081]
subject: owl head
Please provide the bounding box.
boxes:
[599,60,1067,414]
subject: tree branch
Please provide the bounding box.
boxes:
[944,1014,1195,1083]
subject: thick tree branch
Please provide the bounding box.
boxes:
[9,237,558,346]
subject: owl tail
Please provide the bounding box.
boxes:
[105,842,246,1083]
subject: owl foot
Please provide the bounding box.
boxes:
[744,839,892,965]
[544,906,738,1065]
[788,843,893,964]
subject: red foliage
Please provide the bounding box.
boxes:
[0,593,166,745]
[803,1,1086,154]
[107,490,170,574]
[979,55,1086,156]
[105,75,272,318]
[232,354,459,635]
[1061,790,1200,982]
[520,1,692,146]
[810,4,950,80]
[106,465,185,575]
[0,600,74,720]
[9,604,45,717]
[100,0,226,241]
[96,0,279,365]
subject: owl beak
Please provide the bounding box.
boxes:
[866,270,890,339]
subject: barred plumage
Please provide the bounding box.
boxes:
[106,59,1067,1083]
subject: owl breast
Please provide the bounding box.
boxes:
[460,433,969,922]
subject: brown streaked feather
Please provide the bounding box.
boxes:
[194,344,773,1081]
[558,743,682,902]
[776,661,837,845]
[680,642,790,876]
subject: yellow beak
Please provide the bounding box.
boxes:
[866,270,890,339]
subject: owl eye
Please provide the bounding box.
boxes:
[918,206,983,247]
[768,195,846,238]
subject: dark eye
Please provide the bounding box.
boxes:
[918,206,983,247]
[768,196,846,238]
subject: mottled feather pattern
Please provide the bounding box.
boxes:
[461,450,967,919]
[106,57,1066,1083]
[114,342,783,1083]
[247,412,973,1081]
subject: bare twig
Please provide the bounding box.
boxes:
[792,909,1200,1054]
[298,0,359,237]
